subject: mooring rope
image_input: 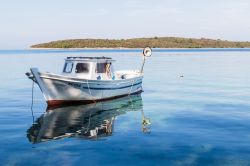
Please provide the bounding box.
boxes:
[129,78,135,95]
[81,111,92,134]
[86,80,96,104]
[30,80,35,123]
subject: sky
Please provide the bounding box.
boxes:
[0,0,250,49]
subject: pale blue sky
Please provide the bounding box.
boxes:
[0,0,250,49]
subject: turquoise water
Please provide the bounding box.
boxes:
[1,49,250,165]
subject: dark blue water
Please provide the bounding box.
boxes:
[1,49,250,165]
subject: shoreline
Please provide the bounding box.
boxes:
[29,47,250,50]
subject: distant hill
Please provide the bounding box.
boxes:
[31,37,250,48]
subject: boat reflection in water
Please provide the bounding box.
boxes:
[27,94,150,143]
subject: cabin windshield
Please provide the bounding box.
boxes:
[63,62,73,73]
[75,63,89,73]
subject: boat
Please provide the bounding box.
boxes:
[26,47,152,107]
[27,94,145,143]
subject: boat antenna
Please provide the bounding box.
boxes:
[140,47,152,73]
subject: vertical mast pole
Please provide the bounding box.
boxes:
[140,47,152,73]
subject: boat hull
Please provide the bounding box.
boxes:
[46,90,143,107]
[30,70,144,107]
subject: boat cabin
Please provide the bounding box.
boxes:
[62,57,116,80]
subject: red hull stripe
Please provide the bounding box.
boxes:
[47,90,143,108]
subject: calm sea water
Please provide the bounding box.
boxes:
[1,49,250,166]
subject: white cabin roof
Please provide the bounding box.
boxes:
[65,56,115,62]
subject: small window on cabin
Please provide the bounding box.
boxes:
[75,63,89,73]
[96,63,109,73]
[63,62,73,73]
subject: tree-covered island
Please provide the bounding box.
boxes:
[31,37,250,48]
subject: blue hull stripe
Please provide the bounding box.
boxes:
[80,82,142,90]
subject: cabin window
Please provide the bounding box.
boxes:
[75,63,89,73]
[96,63,110,73]
[63,62,73,73]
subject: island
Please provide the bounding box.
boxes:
[31,37,250,48]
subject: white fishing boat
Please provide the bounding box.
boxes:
[26,47,152,106]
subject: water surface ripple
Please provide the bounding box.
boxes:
[1,49,250,166]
